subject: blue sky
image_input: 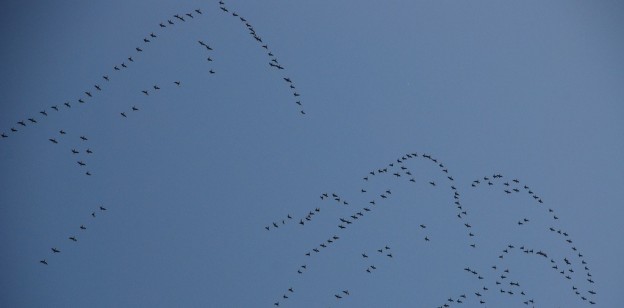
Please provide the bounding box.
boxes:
[1,1,622,307]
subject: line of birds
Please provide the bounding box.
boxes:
[198,40,217,75]
[39,205,107,265]
[1,8,206,141]
[218,0,306,115]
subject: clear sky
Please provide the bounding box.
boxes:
[1,1,623,307]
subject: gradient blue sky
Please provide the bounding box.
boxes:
[1,1,623,307]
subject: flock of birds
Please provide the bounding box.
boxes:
[265,152,598,307]
[1,0,305,141]
[8,7,218,266]
[1,1,599,307]
[3,0,309,272]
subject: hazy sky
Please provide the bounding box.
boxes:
[1,1,623,307]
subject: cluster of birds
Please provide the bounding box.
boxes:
[269,152,466,305]
[265,151,598,307]
[467,174,597,306]
[218,0,306,115]
[39,205,107,265]
[362,245,394,273]
[46,132,95,176]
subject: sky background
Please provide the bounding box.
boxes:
[1,0,623,307]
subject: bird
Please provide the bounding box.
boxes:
[103,75,110,81]
[69,236,77,242]
[86,149,93,154]
[71,149,79,154]
[80,136,88,141]
[49,138,58,144]
[153,85,160,90]
[28,118,37,123]
[77,161,86,166]
[121,112,127,118]
[1,133,7,138]
[136,47,143,52]
[80,225,86,230]
[142,90,149,96]
[174,81,181,86]
[51,105,59,111]
[40,260,48,265]
[132,106,139,111]
[51,248,60,253]
[40,110,47,116]
[209,69,215,74]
